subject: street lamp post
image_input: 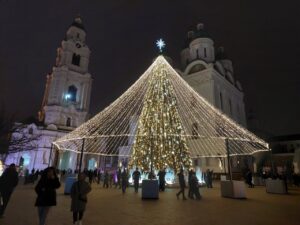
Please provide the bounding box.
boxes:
[225,138,232,181]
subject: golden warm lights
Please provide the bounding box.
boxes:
[129,61,192,172]
[53,56,269,171]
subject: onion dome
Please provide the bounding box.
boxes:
[70,16,85,31]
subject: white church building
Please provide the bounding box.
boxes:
[179,23,249,174]
[180,23,246,126]
[5,17,92,171]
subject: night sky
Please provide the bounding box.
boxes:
[0,0,299,136]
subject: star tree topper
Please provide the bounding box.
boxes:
[156,38,166,53]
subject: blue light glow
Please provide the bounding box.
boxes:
[65,93,71,100]
[156,38,166,53]
[128,167,205,185]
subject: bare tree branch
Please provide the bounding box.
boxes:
[0,109,41,155]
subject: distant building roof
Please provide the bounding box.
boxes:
[193,23,211,39]
[183,23,211,48]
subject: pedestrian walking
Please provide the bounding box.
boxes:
[190,171,201,200]
[188,169,194,198]
[132,167,141,193]
[97,170,102,185]
[121,169,128,194]
[88,170,93,185]
[246,169,254,188]
[157,168,166,192]
[71,173,91,225]
[35,167,61,225]
[109,172,114,188]
[0,163,19,218]
[93,169,98,183]
[116,168,121,189]
[103,171,109,188]
[176,169,187,200]
[207,169,213,188]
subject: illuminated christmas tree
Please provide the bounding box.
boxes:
[54,55,269,173]
[130,60,192,173]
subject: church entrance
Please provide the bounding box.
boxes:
[20,153,31,168]
[88,158,97,170]
[59,151,71,170]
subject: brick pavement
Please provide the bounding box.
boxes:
[1,182,299,225]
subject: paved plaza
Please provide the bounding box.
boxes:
[1,181,300,225]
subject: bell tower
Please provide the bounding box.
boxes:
[39,16,93,130]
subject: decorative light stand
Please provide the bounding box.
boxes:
[220,138,246,199]
[142,136,159,200]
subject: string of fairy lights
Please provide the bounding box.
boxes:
[53,56,269,171]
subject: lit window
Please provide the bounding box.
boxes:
[65,85,77,102]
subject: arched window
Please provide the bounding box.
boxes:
[28,128,33,135]
[66,117,71,127]
[204,48,207,58]
[72,53,81,66]
[66,85,77,102]
[188,63,206,74]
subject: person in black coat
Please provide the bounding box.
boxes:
[176,169,187,200]
[190,172,201,200]
[246,169,254,188]
[121,169,128,194]
[88,170,93,185]
[0,163,18,218]
[157,168,166,192]
[132,167,141,193]
[188,169,194,198]
[35,167,61,225]
[205,169,213,188]
[103,171,109,188]
[71,173,91,225]
[97,170,102,185]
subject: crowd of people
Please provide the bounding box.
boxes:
[177,168,202,200]
[1,160,300,225]
[4,164,272,224]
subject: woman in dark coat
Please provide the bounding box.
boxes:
[35,167,61,225]
[190,172,201,200]
[121,169,128,194]
[71,173,91,225]
[176,169,187,200]
[0,163,18,217]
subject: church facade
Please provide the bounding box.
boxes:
[5,20,250,175]
[5,17,92,172]
[180,23,246,126]
[179,23,249,174]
